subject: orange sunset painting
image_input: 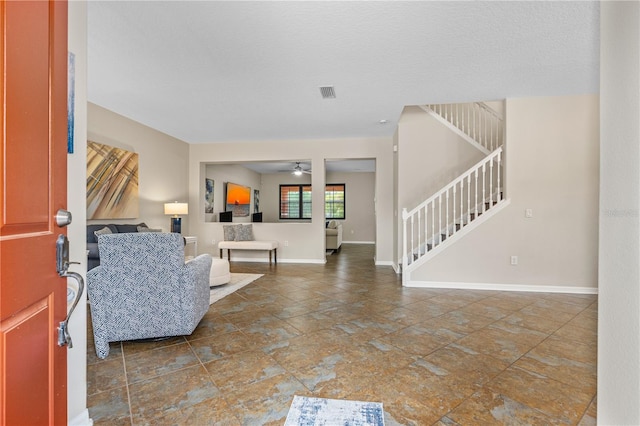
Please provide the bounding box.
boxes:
[225,182,251,217]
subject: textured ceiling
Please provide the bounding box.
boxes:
[87,1,600,144]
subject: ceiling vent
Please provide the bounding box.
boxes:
[319,86,336,99]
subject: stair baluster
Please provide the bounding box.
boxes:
[402,146,505,277]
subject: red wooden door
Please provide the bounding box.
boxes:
[0,1,68,424]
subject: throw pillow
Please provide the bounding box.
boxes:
[235,224,255,241]
[137,226,162,232]
[223,225,236,241]
[328,220,338,229]
[94,226,112,238]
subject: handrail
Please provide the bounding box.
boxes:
[403,146,502,220]
[423,102,504,153]
[477,102,504,120]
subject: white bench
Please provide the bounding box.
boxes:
[218,240,279,264]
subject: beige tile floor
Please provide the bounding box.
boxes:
[87,244,597,425]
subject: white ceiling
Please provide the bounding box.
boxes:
[87,1,600,144]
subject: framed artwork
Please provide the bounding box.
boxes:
[205,178,214,213]
[254,189,260,213]
[87,141,139,219]
[225,182,251,217]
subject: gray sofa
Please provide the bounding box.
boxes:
[87,222,148,270]
[87,232,212,359]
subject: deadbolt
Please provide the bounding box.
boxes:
[55,209,72,227]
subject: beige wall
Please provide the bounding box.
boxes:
[260,171,312,223]
[326,171,376,243]
[599,3,640,422]
[204,164,262,223]
[202,167,375,243]
[87,103,190,231]
[188,138,394,264]
[396,105,487,264]
[410,94,599,291]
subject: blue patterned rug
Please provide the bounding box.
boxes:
[285,396,385,426]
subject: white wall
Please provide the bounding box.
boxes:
[326,171,376,243]
[188,138,394,265]
[599,3,640,423]
[87,103,190,231]
[67,2,89,424]
[409,94,599,292]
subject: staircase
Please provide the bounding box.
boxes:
[402,102,507,284]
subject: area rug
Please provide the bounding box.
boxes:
[284,395,385,426]
[209,273,263,304]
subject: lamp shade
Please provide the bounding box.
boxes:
[164,202,188,216]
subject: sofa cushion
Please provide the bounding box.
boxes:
[87,224,119,244]
[114,223,147,233]
[94,226,113,239]
[87,242,100,259]
[137,226,162,232]
[234,224,255,241]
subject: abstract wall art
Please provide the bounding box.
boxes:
[87,141,139,219]
[254,189,260,213]
[205,178,214,213]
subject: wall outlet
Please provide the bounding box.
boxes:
[284,240,289,247]
[510,255,518,265]
[212,239,216,246]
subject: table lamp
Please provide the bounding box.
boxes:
[164,202,188,233]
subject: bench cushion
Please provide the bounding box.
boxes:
[218,240,278,250]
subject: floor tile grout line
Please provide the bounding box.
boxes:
[183,336,245,424]
[120,341,134,426]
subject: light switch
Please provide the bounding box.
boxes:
[525,209,533,218]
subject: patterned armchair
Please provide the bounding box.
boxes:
[87,232,212,359]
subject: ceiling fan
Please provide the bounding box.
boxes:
[292,162,311,176]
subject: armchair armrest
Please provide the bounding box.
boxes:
[182,254,212,323]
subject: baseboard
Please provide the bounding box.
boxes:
[228,256,325,264]
[391,262,401,274]
[68,409,93,426]
[374,260,394,267]
[280,258,326,264]
[405,280,598,295]
[342,241,375,245]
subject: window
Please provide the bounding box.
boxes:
[280,185,312,219]
[279,183,345,220]
[325,184,345,219]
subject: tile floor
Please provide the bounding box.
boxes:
[87,244,597,425]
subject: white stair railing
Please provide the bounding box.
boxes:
[402,147,504,273]
[422,102,504,153]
